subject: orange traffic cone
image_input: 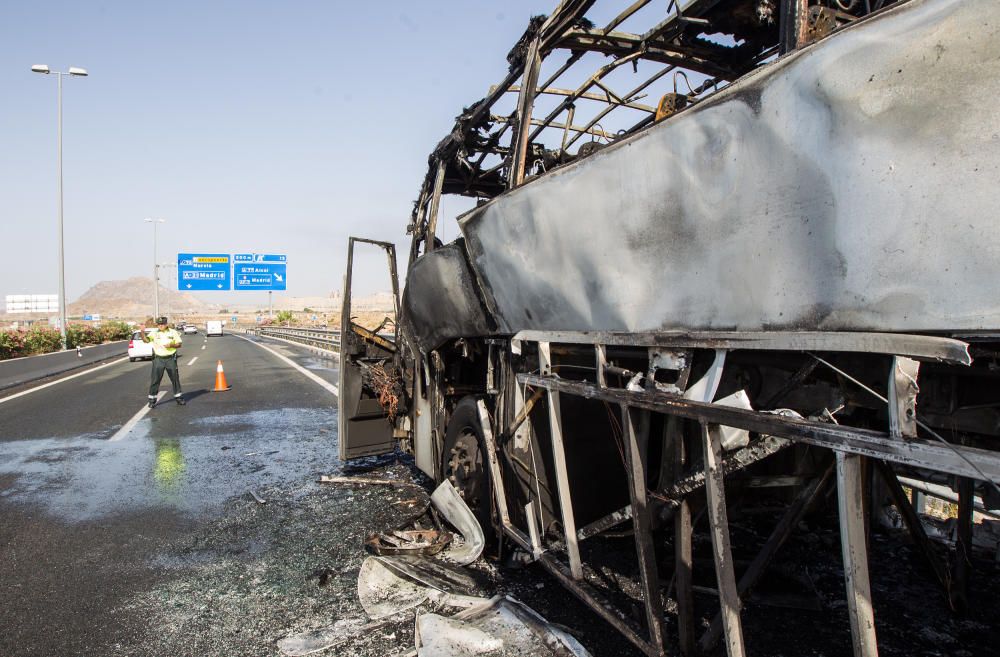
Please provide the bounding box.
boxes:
[213,360,232,391]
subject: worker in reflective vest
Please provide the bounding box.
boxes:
[143,316,186,408]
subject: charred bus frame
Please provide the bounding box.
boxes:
[338,2,1000,656]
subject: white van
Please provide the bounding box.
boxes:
[206,320,223,337]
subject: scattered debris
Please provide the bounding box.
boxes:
[249,490,267,505]
[278,617,393,656]
[713,389,753,450]
[109,456,1000,657]
[378,555,483,595]
[318,474,424,490]
[367,529,453,557]
[357,556,486,620]
[305,567,335,587]
[430,480,485,565]
[341,456,397,476]
[414,596,593,657]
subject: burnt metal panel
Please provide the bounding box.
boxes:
[460,0,1000,335]
[402,242,495,352]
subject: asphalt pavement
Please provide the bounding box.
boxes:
[0,332,342,657]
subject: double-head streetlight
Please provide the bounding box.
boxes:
[144,218,166,319]
[31,64,88,348]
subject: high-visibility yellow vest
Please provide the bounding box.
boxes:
[145,328,182,357]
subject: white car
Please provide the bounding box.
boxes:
[128,329,155,361]
[183,324,198,335]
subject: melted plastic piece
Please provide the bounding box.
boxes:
[277,618,368,656]
[358,556,486,619]
[415,596,592,657]
[430,479,485,565]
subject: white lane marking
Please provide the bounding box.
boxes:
[0,356,130,406]
[233,334,338,397]
[201,344,206,350]
[187,356,199,366]
[109,392,166,442]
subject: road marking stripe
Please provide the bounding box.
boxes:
[233,334,338,397]
[109,392,166,442]
[187,356,198,366]
[0,356,130,405]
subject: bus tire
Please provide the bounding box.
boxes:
[442,396,493,536]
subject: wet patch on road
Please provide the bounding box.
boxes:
[300,355,336,371]
[0,407,337,522]
[23,442,93,464]
[242,334,338,380]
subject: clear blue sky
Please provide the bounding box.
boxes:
[0,1,556,304]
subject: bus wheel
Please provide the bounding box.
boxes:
[442,396,492,533]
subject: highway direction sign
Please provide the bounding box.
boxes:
[177,254,232,290]
[234,253,287,291]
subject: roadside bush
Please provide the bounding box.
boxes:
[0,321,135,360]
[0,330,27,359]
[24,327,62,354]
[99,321,132,342]
[65,324,101,349]
[275,310,296,325]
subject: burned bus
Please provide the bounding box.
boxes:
[338,1,1000,655]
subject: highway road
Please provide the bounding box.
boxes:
[0,332,343,657]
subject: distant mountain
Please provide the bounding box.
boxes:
[68,277,208,319]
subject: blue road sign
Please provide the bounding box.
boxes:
[234,253,287,291]
[177,254,232,291]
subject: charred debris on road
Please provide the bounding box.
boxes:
[114,457,998,657]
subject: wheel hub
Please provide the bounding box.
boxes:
[446,430,483,509]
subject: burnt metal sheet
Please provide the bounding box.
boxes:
[460,0,1000,335]
[401,242,494,353]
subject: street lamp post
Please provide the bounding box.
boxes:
[31,64,88,348]
[144,218,166,319]
[158,261,176,320]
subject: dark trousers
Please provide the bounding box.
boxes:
[149,354,182,398]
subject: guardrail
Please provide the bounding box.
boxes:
[246,326,340,352]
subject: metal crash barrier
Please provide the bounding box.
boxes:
[245,326,341,352]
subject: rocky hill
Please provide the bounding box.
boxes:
[68,277,208,319]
